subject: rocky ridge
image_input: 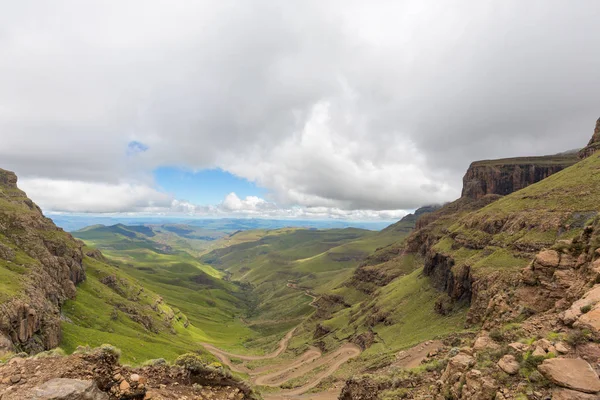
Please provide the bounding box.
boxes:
[338,118,600,399]
[579,117,600,159]
[0,345,258,400]
[461,155,577,199]
[0,169,85,353]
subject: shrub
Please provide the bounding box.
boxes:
[566,329,590,347]
[33,348,65,359]
[99,344,121,360]
[580,304,593,314]
[143,358,167,366]
[519,351,546,378]
[73,345,92,355]
[489,329,505,343]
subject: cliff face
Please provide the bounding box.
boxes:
[0,169,85,353]
[461,155,578,199]
[579,117,600,159]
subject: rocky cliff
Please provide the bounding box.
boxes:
[461,155,577,199]
[0,169,85,353]
[579,117,600,159]
[337,120,600,399]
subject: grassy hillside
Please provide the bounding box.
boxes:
[433,152,600,283]
[61,251,225,364]
[198,226,413,351]
[72,224,259,354]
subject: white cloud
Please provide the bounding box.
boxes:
[18,178,173,213]
[2,1,600,216]
[18,178,409,220]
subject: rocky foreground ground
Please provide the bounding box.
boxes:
[0,346,258,400]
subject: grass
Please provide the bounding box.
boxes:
[60,255,223,364]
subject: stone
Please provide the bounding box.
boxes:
[473,335,500,352]
[119,380,130,391]
[535,339,552,351]
[463,369,498,399]
[538,358,600,394]
[130,374,140,382]
[559,254,577,269]
[532,346,546,357]
[508,342,529,353]
[552,388,599,400]
[555,342,571,354]
[30,378,108,400]
[497,355,519,375]
[576,307,600,334]
[563,285,600,325]
[9,375,20,384]
[535,250,560,268]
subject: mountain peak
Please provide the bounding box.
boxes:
[578,117,600,159]
[0,168,18,189]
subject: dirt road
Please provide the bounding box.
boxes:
[202,328,296,362]
[203,333,360,399]
[201,284,360,399]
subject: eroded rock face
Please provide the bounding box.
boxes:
[461,156,577,200]
[579,117,600,159]
[0,168,86,352]
[538,358,600,394]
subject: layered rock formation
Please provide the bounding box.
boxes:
[579,117,600,159]
[338,119,600,399]
[461,155,577,199]
[0,169,85,352]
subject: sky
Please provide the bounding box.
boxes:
[1,0,600,220]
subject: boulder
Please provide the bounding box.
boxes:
[563,285,600,325]
[576,307,600,335]
[497,355,519,375]
[508,342,529,353]
[30,378,109,400]
[532,346,547,357]
[441,353,476,397]
[552,388,599,400]
[538,358,600,394]
[473,334,500,352]
[462,369,498,399]
[555,342,571,354]
[535,250,560,268]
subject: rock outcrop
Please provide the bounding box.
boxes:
[461,155,577,199]
[0,346,257,400]
[538,358,600,394]
[0,169,85,353]
[579,117,600,159]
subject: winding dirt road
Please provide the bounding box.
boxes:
[202,284,360,399]
[202,331,360,399]
[202,328,296,362]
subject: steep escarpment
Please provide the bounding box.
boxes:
[337,122,600,399]
[0,169,85,353]
[579,117,600,158]
[461,154,577,199]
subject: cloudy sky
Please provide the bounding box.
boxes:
[1,1,599,220]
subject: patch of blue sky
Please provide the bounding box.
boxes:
[154,166,267,205]
[127,141,149,156]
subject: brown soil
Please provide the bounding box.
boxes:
[391,340,443,369]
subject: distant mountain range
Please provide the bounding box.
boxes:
[47,215,395,232]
